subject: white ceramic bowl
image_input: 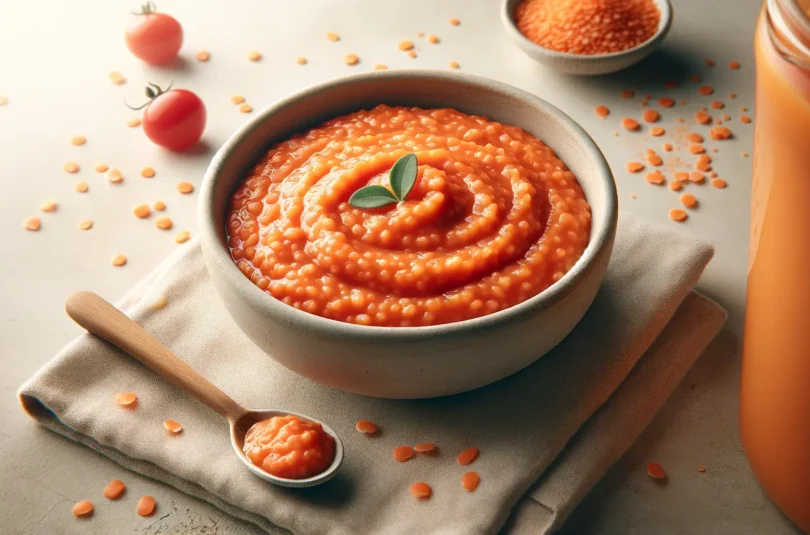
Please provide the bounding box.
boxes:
[501,0,673,76]
[199,71,617,399]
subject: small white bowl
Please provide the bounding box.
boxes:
[501,0,673,76]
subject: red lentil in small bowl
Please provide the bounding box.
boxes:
[199,71,617,399]
[501,0,673,75]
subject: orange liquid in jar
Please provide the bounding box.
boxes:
[741,3,810,531]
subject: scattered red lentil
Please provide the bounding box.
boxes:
[646,171,665,185]
[109,71,125,85]
[155,216,173,230]
[95,163,109,173]
[74,181,89,193]
[641,101,649,107]
[449,61,460,69]
[646,153,663,166]
[63,161,79,173]
[686,132,704,143]
[461,472,480,492]
[689,171,706,184]
[696,160,712,172]
[103,480,126,500]
[414,442,436,453]
[326,32,340,42]
[398,40,414,51]
[594,105,610,118]
[722,114,732,121]
[729,92,737,98]
[177,181,194,194]
[742,152,750,158]
[132,204,151,219]
[695,111,712,125]
[417,31,425,37]
[647,461,668,479]
[23,217,41,231]
[709,126,733,140]
[711,101,725,109]
[106,168,123,183]
[515,0,661,55]
[622,118,640,131]
[729,61,741,70]
[668,180,683,191]
[195,49,210,62]
[355,420,378,434]
[741,115,752,124]
[136,496,156,516]
[296,57,307,65]
[427,34,440,44]
[689,75,701,83]
[164,419,183,434]
[230,95,245,105]
[78,219,93,231]
[680,193,698,208]
[344,53,359,66]
[651,126,665,136]
[72,501,94,518]
[0,96,7,106]
[449,18,461,26]
[697,464,707,473]
[409,482,432,499]
[627,161,645,173]
[140,166,156,178]
[115,391,137,406]
[127,118,141,128]
[658,97,675,108]
[407,50,417,59]
[677,117,685,123]
[620,89,635,99]
[374,64,388,70]
[674,171,689,182]
[71,135,87,146]
[642,109,660,123]
[711,178,728,188]
[112,254,128,267]
[698,85,714,96]
[247,49,262,62]
[709,171,718,178]
[705,59,715,67]
[239,103,253,114]
[741,106,749,112]
[689,144,706,154]
[664,81,679,89]
[40,199,58,212]
[629,193,637,199]
[662,142,673,151]
[457,447,479,466]
[175,231,190,244]
[393,446,414,462]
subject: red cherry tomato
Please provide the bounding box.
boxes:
[138,85,205,151]
[125,3,183,65]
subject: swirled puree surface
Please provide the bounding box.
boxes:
[227,105,591,327]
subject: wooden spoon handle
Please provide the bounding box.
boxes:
[65,291,248,423]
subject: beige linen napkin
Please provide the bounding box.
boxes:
[18,214,725,535]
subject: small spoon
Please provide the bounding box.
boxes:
[65,291,344,488]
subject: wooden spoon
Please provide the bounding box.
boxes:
[65,290,343,488]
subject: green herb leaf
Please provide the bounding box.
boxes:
[348,185,399,209]
[389,153,418,201]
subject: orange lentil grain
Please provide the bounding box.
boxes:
[155,216,173,230]
[140,166,155,178]
[450,18,460,26]
[711,178,728,188]
[706,59,715,67]
[239,103,253,114]
[642,109,660,123]
[626,161,645,173]
[651,126,665,136]
[398,40,414,51]
[711,101,725,109]
[164,419,183,434]
[115,391,137,406]
[230,95,245,104]
[689,75,701,83]
[132,204,151,219]
[669,208,688,222]
[647,462,668,479]
[658,97,675,108]
[417,31,425,37]
[40,199,58,212]
[296,57,307,65]
[729,61,741,70]
[689,171,706,184]
[409,482,431,499]
[175,230,191,244]
[640,101,649,107]
[427,34,440,44]
[620,89,635,99]
[326,32,340,42]
[594,105,610,118]
[247,49,262,61]
[71,135,87,146]
[106,168,123,183]
[153,200,166,210]
[344,53,359,66]
[112,254,128,267]
[629,193,637,199]
[103,480,126,500]
[674,171,689,182]
[646,153,663,166]
[95,163,109,173]
[374,64,388,70]
[78,219,93,231]
[722,114,731,121]
[127,118,141,128]
[709,126,733,140]
[697,464,707,473]
[393,445,414,462]
[414,442,436,453]
[622,118,640,131]
[668,180,683,191]
[72,501,94,518]
[407,51,417,59]
[730,92,738,98]
[686,132,704,143]
[109,71,125,85]
[23,217,41,231]
[742,152,750,157]
[696,160,712,172]
[646,170,666,185]
[741,106,749,112]
[0,96,7,106]
[689,144,706,154]
[457,447,479,466]
[695,112,712,125]
[355,420,378,434]
[663,142,673,152]
[74,181,89,193]
[677,117,685,123]
[177,181,194,194]
[195,49,210,62]
[136,496,156,517]
[680,193,698,208]
[698,85,714,96]
[461,471,480,492]
[63,161,79,173]
[449,61,460,69]
[741,115,752,124]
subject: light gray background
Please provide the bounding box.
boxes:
[0,0,799,533]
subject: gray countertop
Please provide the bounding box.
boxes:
[0,0,800,533]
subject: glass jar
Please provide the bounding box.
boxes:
[742,0,810,531]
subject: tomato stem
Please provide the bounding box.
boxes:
[125,81,174,110]
[131,2,157,16]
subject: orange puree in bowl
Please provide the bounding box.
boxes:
[227,105,591,326]
[243,415,336,479]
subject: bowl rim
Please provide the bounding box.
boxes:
[199,69,618,341]
[500,0,673,62]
